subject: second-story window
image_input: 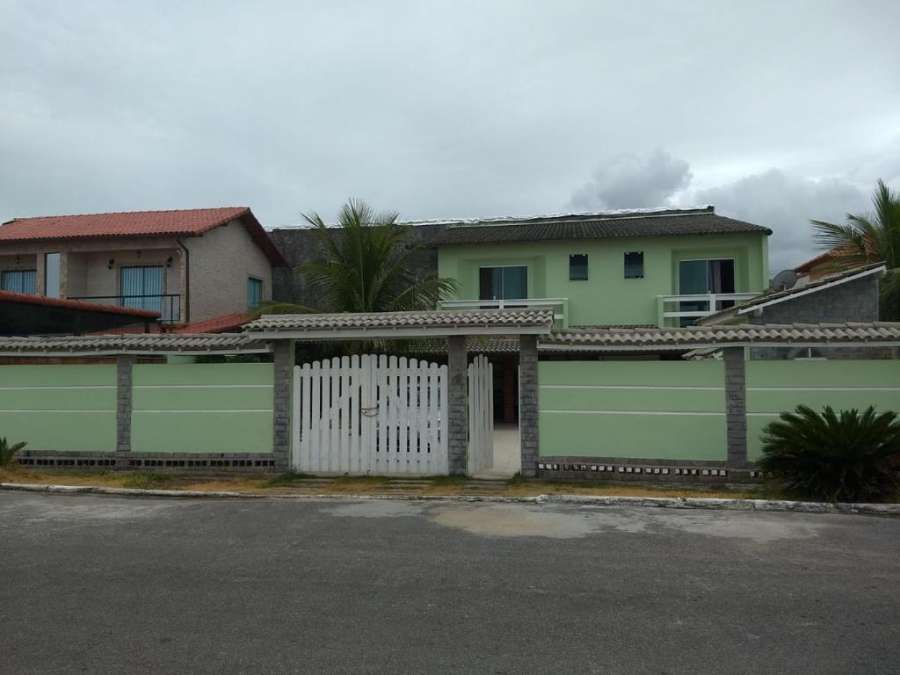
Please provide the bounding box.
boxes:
[121,266,165,314]
[569,254,588,281]
[624,252,644,279]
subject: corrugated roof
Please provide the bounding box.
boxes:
[427,207,771,246]
[0,207,287,265]
[544,323,900,350]
[0,333,270,355]
[0,290,160,318]
[245,309,555,335]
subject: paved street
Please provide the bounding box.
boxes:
[1,492,899,674]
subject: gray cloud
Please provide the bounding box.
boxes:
[1,0,898,240]
[569,150,692,210]
[693,170,871,273]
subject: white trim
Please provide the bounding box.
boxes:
[736,264,887,314]
[0,385,115,391]
[748,386,900,392]
[0,409,114,413]
[540,384,724,391]
[133,409,272,414]
[133,384,272,390]
[540,409,724,416]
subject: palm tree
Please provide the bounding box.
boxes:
[812,179,900,320]
[299,198,456,313]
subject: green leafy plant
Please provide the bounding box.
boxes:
[301,199,458,313]
[0,437,27,466]
[812,179,900,319]
[759,405,900,502]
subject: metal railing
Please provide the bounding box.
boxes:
[656,292,758,327]
[439,298,569,328]
[69,294,182,323]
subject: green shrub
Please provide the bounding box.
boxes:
[0,438,27,466]
[759,405,900,502]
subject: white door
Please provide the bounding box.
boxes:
[467,355,494,474]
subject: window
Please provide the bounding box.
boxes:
[677,258,737,326]
[1,269,37,294]
[45,253,61,298]
[569,254,588,281]
[120,266,165,313]
[624,252,643,279]
[478,266,527,300]
[678,259,735,294]
[247,277,263,309]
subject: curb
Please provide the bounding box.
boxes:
[3,481,900,516]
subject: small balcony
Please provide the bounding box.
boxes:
[438,298,569,328]
[656,293,758,327]
[68,294,182,323]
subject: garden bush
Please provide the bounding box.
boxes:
[759,405,900,502]
[0,438,27,466]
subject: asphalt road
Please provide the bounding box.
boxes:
[1,492,899,675]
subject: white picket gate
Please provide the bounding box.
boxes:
[467,355,494,474]
[293,355,449,475]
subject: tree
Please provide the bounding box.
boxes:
[812,179,900,319]
[299,198,456,313]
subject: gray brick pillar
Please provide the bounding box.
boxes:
[272,340,295,471]
[723,347,748,466]
[116,355,135,455]
[447,335,468,475]
[519,335,539,478]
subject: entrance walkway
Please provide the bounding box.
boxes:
[472,422,521,479]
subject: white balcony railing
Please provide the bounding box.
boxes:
[439,298,569,328]
[656,293,758,327]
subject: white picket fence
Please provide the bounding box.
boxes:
[293,355,449,475]
[467,355,494,474]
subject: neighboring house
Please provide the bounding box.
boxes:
[700,262,885,326]
[794,245,864,285]
[0,207,286,325]
[698,262,887,359]
[429,206,771,328]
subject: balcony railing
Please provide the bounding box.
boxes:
[656,293,758,327]
[69,294,182,323]
[439,298,569,328]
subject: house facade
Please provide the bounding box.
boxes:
[430,207,770,328]
[0,207,285,324]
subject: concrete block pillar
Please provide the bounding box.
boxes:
[519,335,539,477]
[116,355,135,454]
[447,335,468,475]
[723,347,748,466]
[272,340,295,471]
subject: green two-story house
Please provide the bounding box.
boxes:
[429,206,770,328]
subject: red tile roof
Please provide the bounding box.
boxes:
[0,207,287,265]
[169,312,252,334]
[0,290,160,318]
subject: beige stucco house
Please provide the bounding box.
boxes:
[0,207,285,324]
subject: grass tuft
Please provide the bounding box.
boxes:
[121,473,175,490]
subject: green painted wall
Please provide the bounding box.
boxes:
[746,360,900,460]
[0,365,116,451]
[132,363,273,453]
[538,361,726,460]
[438,233,768,326]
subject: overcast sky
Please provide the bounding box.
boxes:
[2,1,899,271]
